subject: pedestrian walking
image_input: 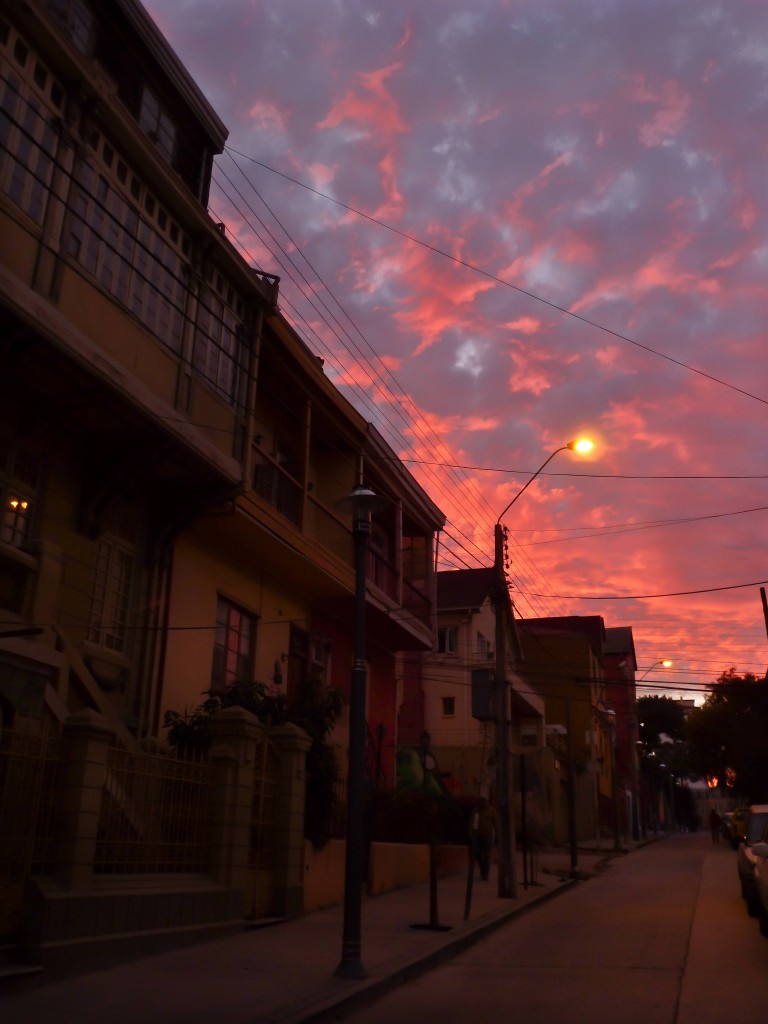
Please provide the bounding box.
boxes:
[471,797,498,881]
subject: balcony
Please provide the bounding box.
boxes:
[249,441,434,636]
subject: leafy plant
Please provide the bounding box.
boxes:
[163,673,343,846]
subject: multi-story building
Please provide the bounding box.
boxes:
[603,626,639,838]
[0,0,443,758]
[409,567,544,801]
[0,0,444,947]
[516,615,612,844]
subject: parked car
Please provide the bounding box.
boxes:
[737,805,768,915]
[720,811,734,844]
[730,807,751,849]
[751,840,768,936]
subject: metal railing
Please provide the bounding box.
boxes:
[367,547,398,600]
[94,747,213,874]
[252,447,302,526]
[306,495,353,563]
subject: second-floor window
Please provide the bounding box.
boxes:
[211,596,256,692]
[441,696,456,717]
[437,626,458,655]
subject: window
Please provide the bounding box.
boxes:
[211,597,256,691]
[285,624,329,711]
[47,0,94,55]
[139,86,177,162]
[441,696,456,717]
[87,535,135,654]
[0,63,58,225]
[437,626,458,655]
[67,161,186,354]
[193,287,248,410]
[0,436,39,549]
[476,632,493,662]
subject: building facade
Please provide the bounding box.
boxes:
[411,568,544,806]
[0,0,445,949]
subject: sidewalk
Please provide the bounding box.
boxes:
[1,843,627,1024]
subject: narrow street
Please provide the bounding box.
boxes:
[343,833,768,1024]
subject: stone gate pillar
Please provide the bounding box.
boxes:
[270,723,311,917]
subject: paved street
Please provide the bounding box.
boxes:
[343,833,768,1024]
[4,834,765,1024]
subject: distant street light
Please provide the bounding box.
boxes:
[334,481,388,980]
[494,438,595,899]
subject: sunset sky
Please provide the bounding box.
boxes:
[147,0,768,704]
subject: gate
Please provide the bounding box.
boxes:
[246,733,279,918]
[0,723,67,939]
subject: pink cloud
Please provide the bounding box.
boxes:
[318,63,407,136]
[244,100,288,134]
[624,74,690,147]
[504,317,541,335]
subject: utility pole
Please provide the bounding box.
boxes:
[494,523,516,899]
[608,711,622,851]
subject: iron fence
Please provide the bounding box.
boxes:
[94,746,212,874]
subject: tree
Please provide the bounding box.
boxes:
[637,695,686,751]
[686,669,768,801]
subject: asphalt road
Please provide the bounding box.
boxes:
[342,832,768,1024]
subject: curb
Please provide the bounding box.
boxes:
[282,875,580,1024]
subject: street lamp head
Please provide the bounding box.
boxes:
[638,658,673,680]
[335,484,389,524]
[495,437,597,524]
[567,438,594,454]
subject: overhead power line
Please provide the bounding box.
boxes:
[226,147,768,413]
[519,579,768,600]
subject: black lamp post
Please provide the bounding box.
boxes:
[334,482,387,980]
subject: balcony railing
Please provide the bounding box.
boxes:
[306,495,353,563]
[402,577,433,631]
[250,443,434,634]
[252,450,302,526]
[367,547,398,601]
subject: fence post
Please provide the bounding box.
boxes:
[58,709,115,889]
[270,722,311,917]
[207,707,261,894]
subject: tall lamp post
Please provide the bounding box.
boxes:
[334,482,388,980]
[494,439,594,899]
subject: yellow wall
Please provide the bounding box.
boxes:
[160,529,310,722]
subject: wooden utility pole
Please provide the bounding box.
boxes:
[494,523,516,899]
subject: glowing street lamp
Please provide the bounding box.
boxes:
[638,659,673,681]
[493,438,594,899]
